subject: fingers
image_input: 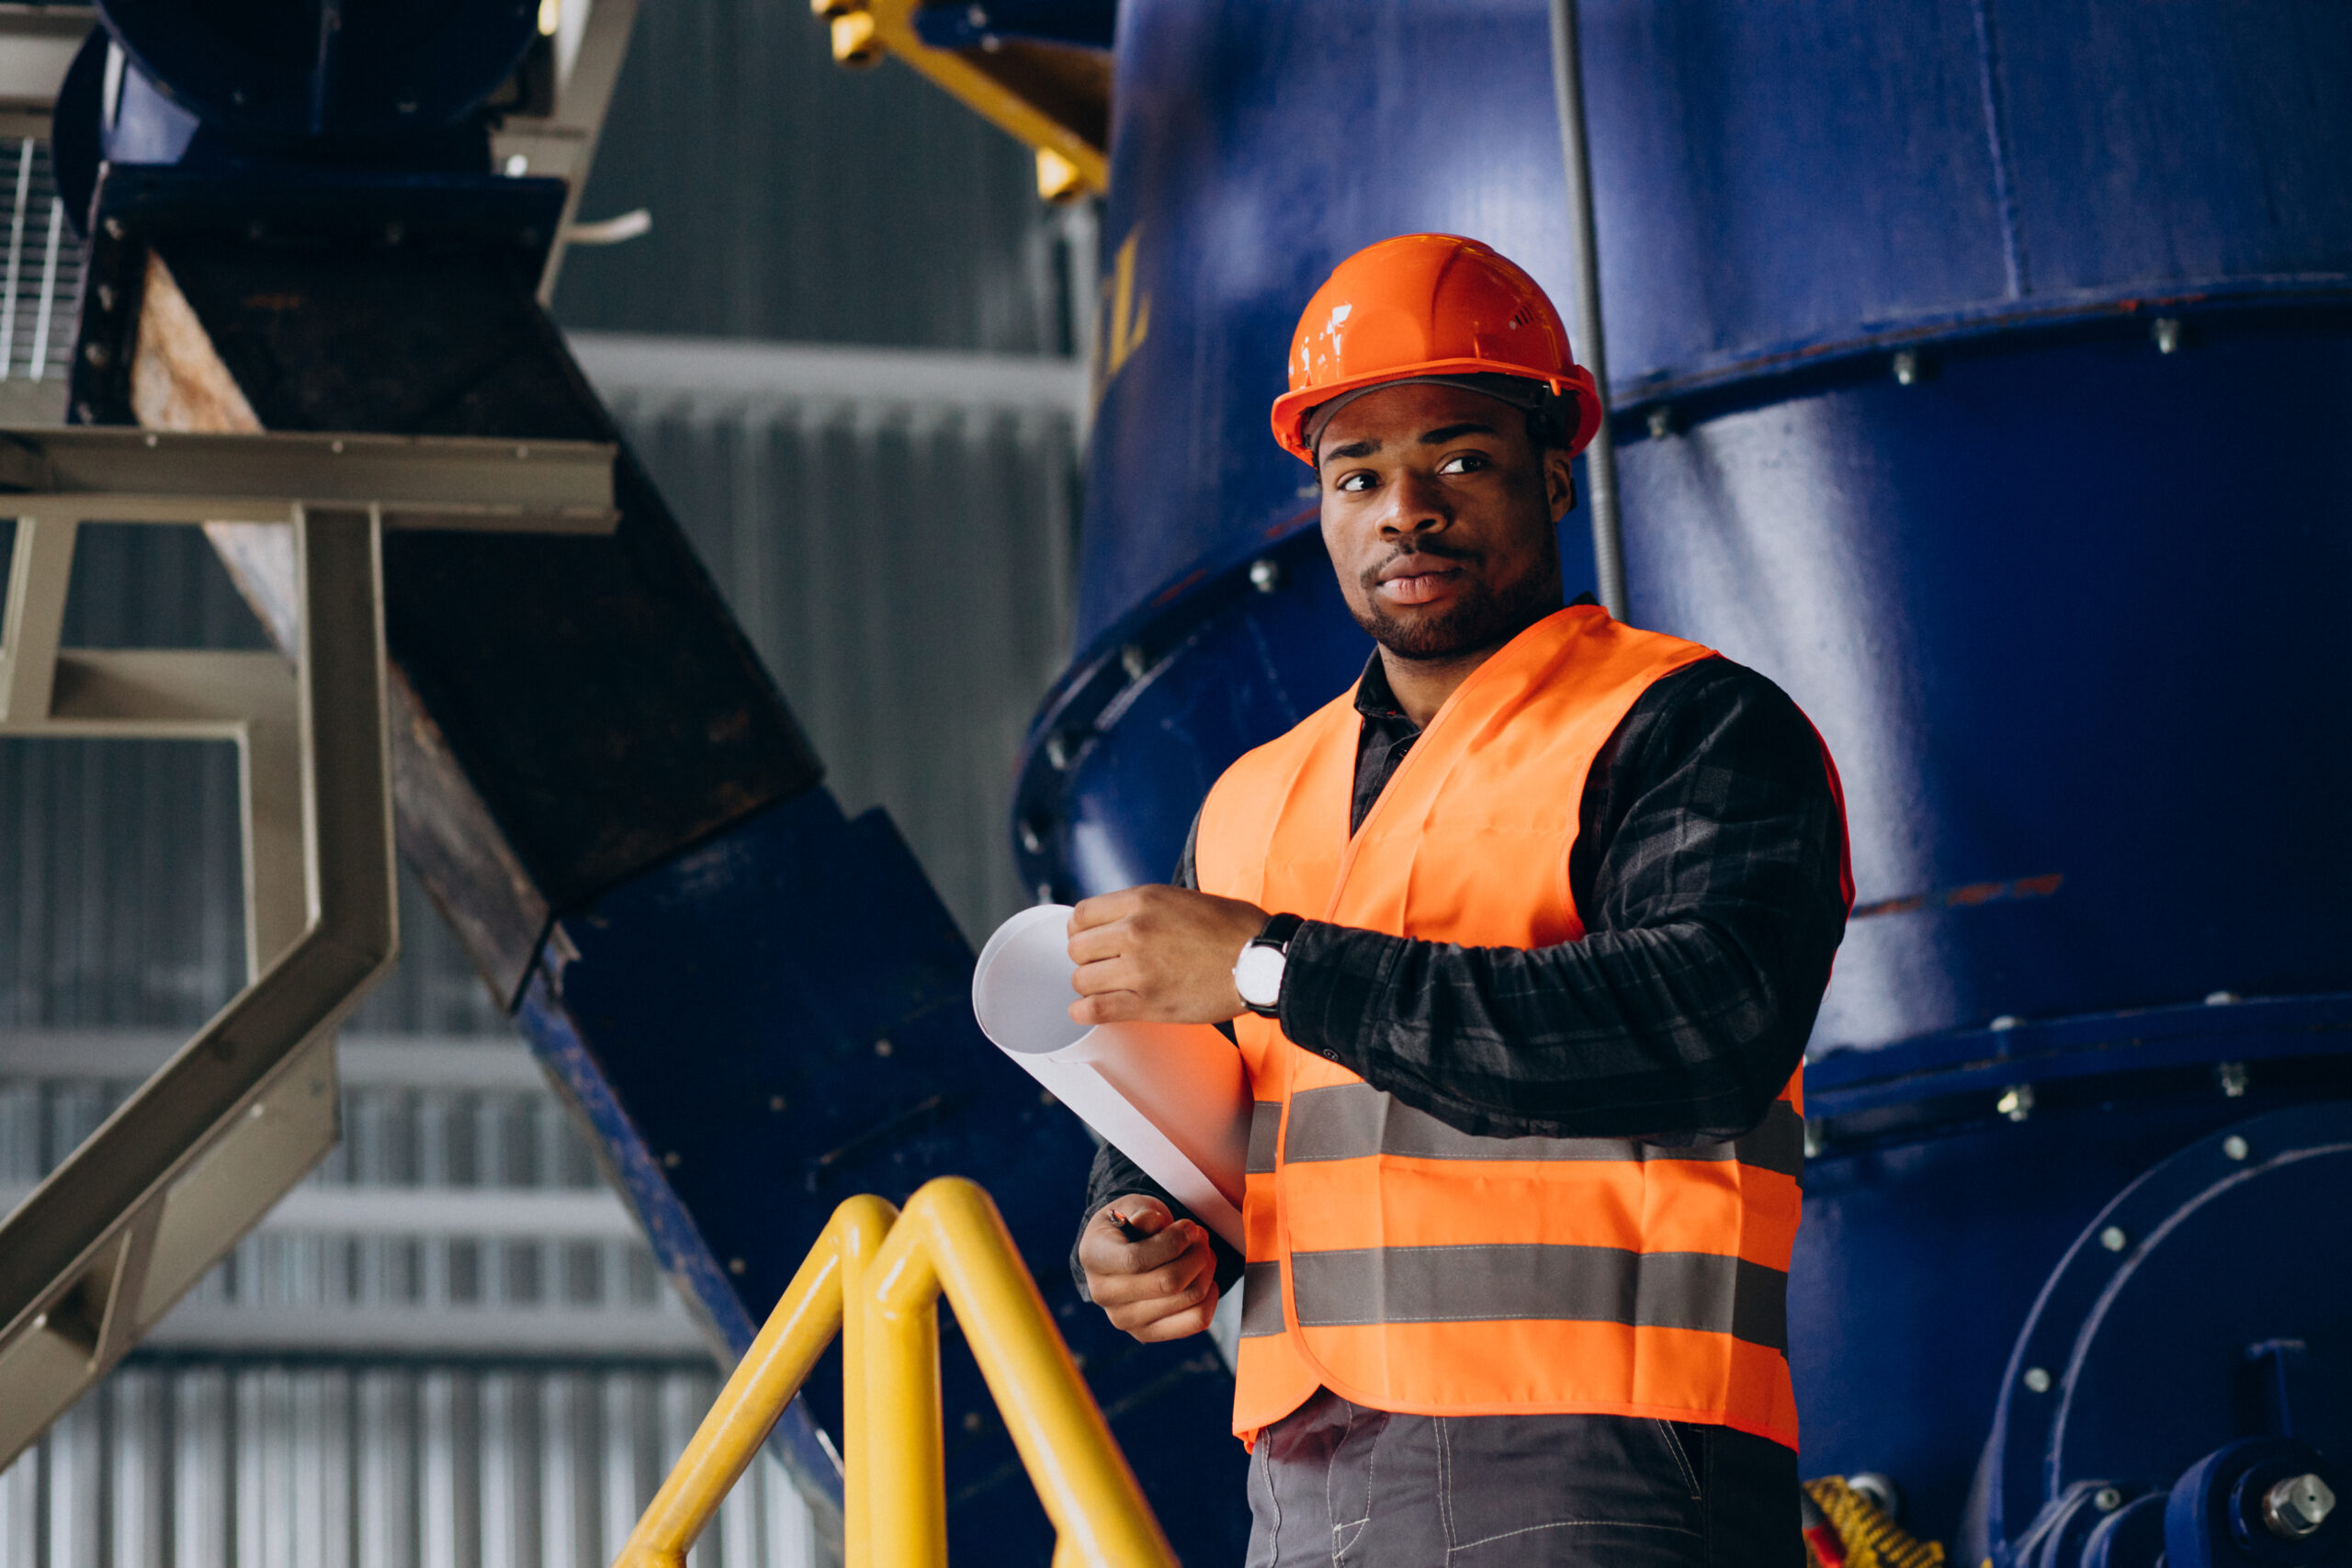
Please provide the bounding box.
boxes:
[1104,1195,1174,1232]
[1124,1284,1219,1343]
[1079,1201,1198,1280]
[1069,953,1140,997]
[1069,990,1141,1027]
[1080,1207,1219,1339]
[1069,887,1150,936]
[1096,1240,1218,1339]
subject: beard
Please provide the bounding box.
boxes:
[1350,539,1564,661]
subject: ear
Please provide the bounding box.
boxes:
[1544,446,1578,522]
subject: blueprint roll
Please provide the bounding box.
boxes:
[973,904,1249,1248]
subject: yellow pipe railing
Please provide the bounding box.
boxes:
[610,1178,1176,1568]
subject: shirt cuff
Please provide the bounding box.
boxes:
[1274,918,1404,1080]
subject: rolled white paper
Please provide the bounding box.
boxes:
[972,904,1250,1248]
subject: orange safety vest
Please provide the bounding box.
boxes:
[1194,605,1833,1450]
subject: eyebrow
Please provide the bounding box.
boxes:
[1317,422,1505,467]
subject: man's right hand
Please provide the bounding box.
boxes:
[1078,1196,1219,1343]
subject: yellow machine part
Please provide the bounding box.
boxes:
[1805,1477,1948,1568]
[810,0,1111,200]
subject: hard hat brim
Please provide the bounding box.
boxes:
[1271,358,1604,466]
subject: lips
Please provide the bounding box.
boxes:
[1375,556,1464,605]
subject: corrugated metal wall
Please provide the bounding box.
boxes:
[0,1036,809,1568]
[0,1360,820,1568]
[552,0,1070,355]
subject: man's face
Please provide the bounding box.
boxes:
[1315,382,1575,661]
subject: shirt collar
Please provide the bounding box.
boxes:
[1353,652,1415,727]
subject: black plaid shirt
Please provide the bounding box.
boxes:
[1074,648,1850,1295]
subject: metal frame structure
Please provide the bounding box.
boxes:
[0,425,615,1469]
[487,0,646,304]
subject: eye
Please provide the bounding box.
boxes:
[1436,452,1489,475]
[1333,469,1378,493]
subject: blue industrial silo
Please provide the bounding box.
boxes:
[1012,5,2352,1563]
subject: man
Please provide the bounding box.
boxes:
[1066,233,1850,1567]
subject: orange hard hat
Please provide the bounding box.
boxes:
[1270,233,1603,465]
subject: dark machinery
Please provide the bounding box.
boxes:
[52,3,1245,1562]
[1000,4,2352,1565]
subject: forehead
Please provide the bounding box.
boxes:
[1316,382,1517,457]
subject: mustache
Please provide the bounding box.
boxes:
[1361,537,1480,590]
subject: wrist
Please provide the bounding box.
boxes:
[1231,912,1305,1018]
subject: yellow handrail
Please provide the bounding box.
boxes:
[610,1178,1176,1568]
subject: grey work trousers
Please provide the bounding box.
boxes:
[1244,1389,1802,1568]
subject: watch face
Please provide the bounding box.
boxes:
[1235,943,1286,1008]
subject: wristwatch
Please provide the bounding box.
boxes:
[1232,912,1305,1018]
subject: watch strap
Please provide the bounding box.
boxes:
[1252,911,1306,950]
[1239,912,1306,1017]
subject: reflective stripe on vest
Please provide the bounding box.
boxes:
[1195,605,1828,1450]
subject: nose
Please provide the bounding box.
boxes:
[1377,466,1453,539]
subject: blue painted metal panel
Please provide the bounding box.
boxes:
[1014,6,2352,1562]
[1620,323,2352,1049]
[519,788,1250,1562]
[1073,0,1584,650]
[1960,1103,2352,1563]
[1793,1017,2352,1547]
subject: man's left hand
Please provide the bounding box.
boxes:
[1068,886,1272,1027]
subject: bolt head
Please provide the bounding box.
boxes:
[728,1257,746,1276]
[2023,1366,2052,1393]
[2152,317,2184,355]
[1892,349,1922,386]
[2264,1472,2335,1539]
[1120,643,1150,681]
[1249,558,1283,593]
[2094,1485,2124,1513]
[2098,1225,2128,1253]
[2223,1134,2251,1162]
[1646,406,1675,440]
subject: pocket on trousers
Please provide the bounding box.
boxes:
[1439,1413,1704,1564]
[1656,1419,1703,1501]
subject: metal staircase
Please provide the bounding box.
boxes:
[0,425,613,1467]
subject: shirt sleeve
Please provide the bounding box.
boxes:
[1274,659,1849,1143]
